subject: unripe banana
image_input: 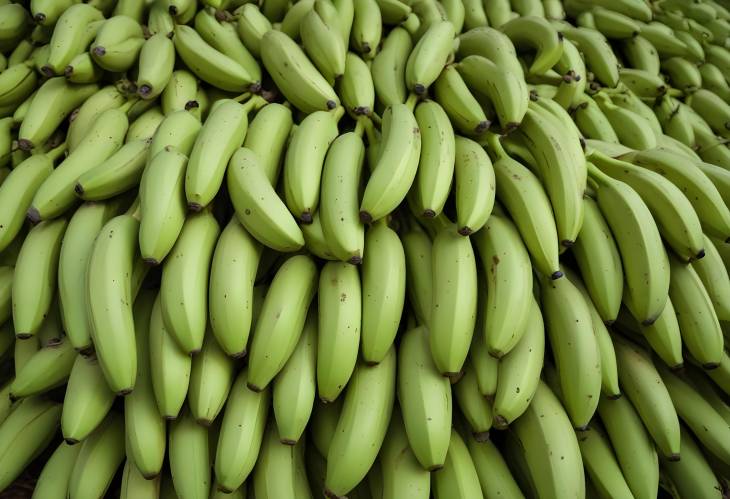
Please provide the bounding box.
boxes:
[43,4,104,76]
[405,20,455,95]
[278,0,315,40]
[10,335,75,398]
[577,421,635,499]
[338,52,375,117]
[160,209,220,355]
[433,65,489,137]
[501,16,564,75]
[402,227,432,327]
[89,15,144,73]
[120,459,161,499]
[454,135,495,235]
[31,441,82,499]
[168,409,211,499]
[242,103,293,185]
[301,2,347,84]
[61,352,114,444]
[0,62,37,109]
[371,27,412,108]
[662,425,724,499]
[188,330,234,426]
[378,408,430,499]
[453,360,492,438]
[136,33,175,101]
[351,0,382,59]
[161,70,200,116]
[126,106,165,142]
[75,139,150,201]
[236,4,272,59]
[467,435,524,498]
[432,429,483,498]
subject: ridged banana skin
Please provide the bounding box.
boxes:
[378,410,430,498]
[694,234,730,321]
[453,361,493,438]
[229,147,305,252]
[248,255,318,392]
[662,426,724,499]
[398,326,452,470]
[0,397,61,490]
[75,139,151,201]
[67,412,125,499]
[540,275,602,429]
[120,459,161,499]
[612,336,680,460]
[589,151,705,263]
[430,226,477,375]
[136,33,175,100]
[493,298,545,426]
[668,255,724,368]
[659,365,730,465]
[138,147,187,265]
[66,86,127,153]
[185,99,249,210]
[61,353,115,443]
[372,27,412,107]
[508,381,585,499]
[319,131,365,264]
[351,0,381,59]
[405,21,455,94]
[361,222,406,363]
[169,409,211,499]
[273,308,317,444]
[317,262,361,402]
[43,4,104,75]
[0,63,37,109]
[188,331,234,425]
[473,214,532,358]
[467,436,525,499]
[574,95,619,143]
[325,347,396,497]
[243,103,293,185]
[31,441,82,499]
[124,291,165,479]
[160,210,220,355]
[235,4,272,59]
[577,422,634,499]
[30,107,128,221]
[633,298,684,370]
[402,229,432,327]
[12,218,66,337]
[361,103,421,223]
[339,52,374,116]
[148,110,202,163]
[591,168,669,325]
[173,25,256,92]
[127,106,166,143]
[261,30,339,114]
[253,422,302,498]
[432,429,482,498]
[598,394,659,499]
[149,294,191,420]
[433,65,489,137]
[501,16,564,75]
[301,6,347,84]
[454,136,494,235]
[209,217,262,357]
[214,370,269,492]
[284,110,340,224]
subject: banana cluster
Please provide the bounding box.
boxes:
[2,0,730,497]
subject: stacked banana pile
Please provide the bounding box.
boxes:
[3,0,730,497]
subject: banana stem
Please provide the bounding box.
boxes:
[368,112,382,128]
[126,196,141,219]
[233,92,252,103]
[45,142,67,162]
[354,117,366,138]
[483,132,507,161]
[242,94,268,113]
[585,160,610,187]
[331,105,346,122]
[119,98,139,114]
[405,92,419,112]
[362,117,379,146]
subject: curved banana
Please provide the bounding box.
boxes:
[161,70,200,116]
[662,425,724,499]
[371,27,412,107]
[66,86,126,153]
[75,139,150,201]
[136,33,175,100]
[433,65,489,137]
[89,15,144,73]
[378,408,430,499]
[405,20,455,95]
[31,441,81,499]
[402,227,432,327]
[501,16,563,75]
[351,0,381,59]
[0,62,37,109]
[120,460,161,499]
[188,330,234,425]
[235,4,272,59]
[693,234,730,321]
[242,102,293,184]
[432,429,483,498]
[453,136,494,235]
[338,52,374,117]
[252,422,301,497]
[9,336,75,398]
[168,409,211,499]
[61,353,115,443]
[577,421,635,499]
[301,1,347,84]
[42,4,104,76]
[453,360,493,438]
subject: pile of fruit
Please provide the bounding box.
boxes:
[3,0,730,497]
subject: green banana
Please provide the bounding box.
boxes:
[378,408,430,499]
[242,103,293,185]
[577,421,635,499]
[136,33,175,100]
[120,459,161,499]
[235,4,272,59]
[10,335,75,398]
[661,425,724,499]
[402,227,432,327]
[31,441,81,499]
[338,52,375,117]
[453,360,493,438]
[61,352,114,443]
[89,15,144,73]
[301,1,347,84]
[501,16,564,75]
[75,139,150,201]
[188,330,234,425]
[432,429,483,498]
[42,4,104,76]
[252,422,301,497]
[351,0,381,59]
[593,92,657,150]
[454,136,494,235]
[371,27,412,108]
[161,70,200,116]
[168,409,211,499]
[405,20,455,95]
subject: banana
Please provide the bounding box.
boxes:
[433,65,489,137]
[432,429,483,498]
[188,330,234,426]
[284,109,342,224]
[66,86,126,153]
[658,363,730,465]
[320,130,366,264]
[29,107,128,221]
[261,30,339,113]
[589,150,705,262]
[351,0,381,59]
[688,89,730,139]
[186,99,251,211]
[598,394,660,499]
[301,1,347,84]
[501,16,563,76]
[472,213,532,357]
[248,255,318,392]
[11,218,66,338]
[612,335,680,459]
[430,225,477,376]
[402,227,432,327]
[148,109,202,162]
[588,163,669,325]
[621,35,661,75]
[124,291,165,479]
[9,335,75,398]
[89,15,144,73]
[0,62,37,109]
[360,102,421,223]
[453,360,492,438]
[302,211,339,261]
[694,233,730,322]
[468,436,524,498]
[136,33,175,101]
[562,26,620,87]
[160,209,220,355]
[316,261,361,402]
[700,63,730,101]
[540,273,602,429]
[235,4,272,59]
[252,422,301,497]
[654,95,695,148]
[120,460,161,499]
[0,397,61,490]
[87,213,144,394]
[397,325,451,470]
[591,5,640,38]
[405,20,455,95]
[168,409,211,499]
[161,70,200,116]
[42,4,104,76]
[278,0,316,40]
[126,106,165,142]
[507,381,585,498]
[660,57,702,92]
[75,139,150,201]
[378,408,430,499]
[31,441,82,499]
[618,67,668,99]
[577,421,635,499]
[149,293,191,420]
[194,8,261,88]
[209,217,262,358]
[592,92,657,150]
[453,136,495,235]
[147,1,175,36]
[456,55,528,130]
[63,52,103,84]
[621,148,730,243]
[174,25,258,93]
[228,147,305,252]
[61,352,114,443]
[242,103,293,185]
[616,299,685,370]
[371,27,412,108]
[493,297,545,426]
[0,149,60,253]
[325,347,396,497]
[137,146,188,265]
[662,425,724,499]
[273,308,317,444]
[338,52,375,117]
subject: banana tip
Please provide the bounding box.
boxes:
[359,211,373,224]
[17,138,33,152]
[422,209,436,218]
[64,65,74,77]
[493,415,509,429]
[217,486,235,494]
[26,207,41,224]
[667,453,681,462]
[142,257,160,266]
[550,270,564,280]
[64,438,80,445]
[184,100,199,110]
[413,83,427,95]
[231,349,247,359]
[560,239,575,248]
[324,488,345,499]
[457,226,473,236]
[168,5,178,14]
[280,438,297,445]
[138,84,153,98]
[640,317,657,326]
[74,183,84,196]
[427,464,444,471]
[445,371,464,383]
[15,333,32,340]
[574,424,589,432]
[93,46,106,57]
[348,256,362,265]
[703,362,721,370]
[40,65,55,78]
[246,382,264,392]
[695,249,706,260]
[299,212,313,224]
[117,388,133,396]
[670,363,684,372]
[33,13,46,23]
[187,202,203,212]
[326,100,337,110]
[606,392,622,400]
[196,418,212,427]
[473,431,490,442]
[475,121,490,133]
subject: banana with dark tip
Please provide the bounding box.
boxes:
[0,62,37,109]
[351,0,382,59]
[501,16,564,76]
[136,33,175,101]
[89,15,145,73]
[433,65,490,136]
[405,20,456,95]
[338,52,375,117]
[301,0,347,85]
[560,25,619,87]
